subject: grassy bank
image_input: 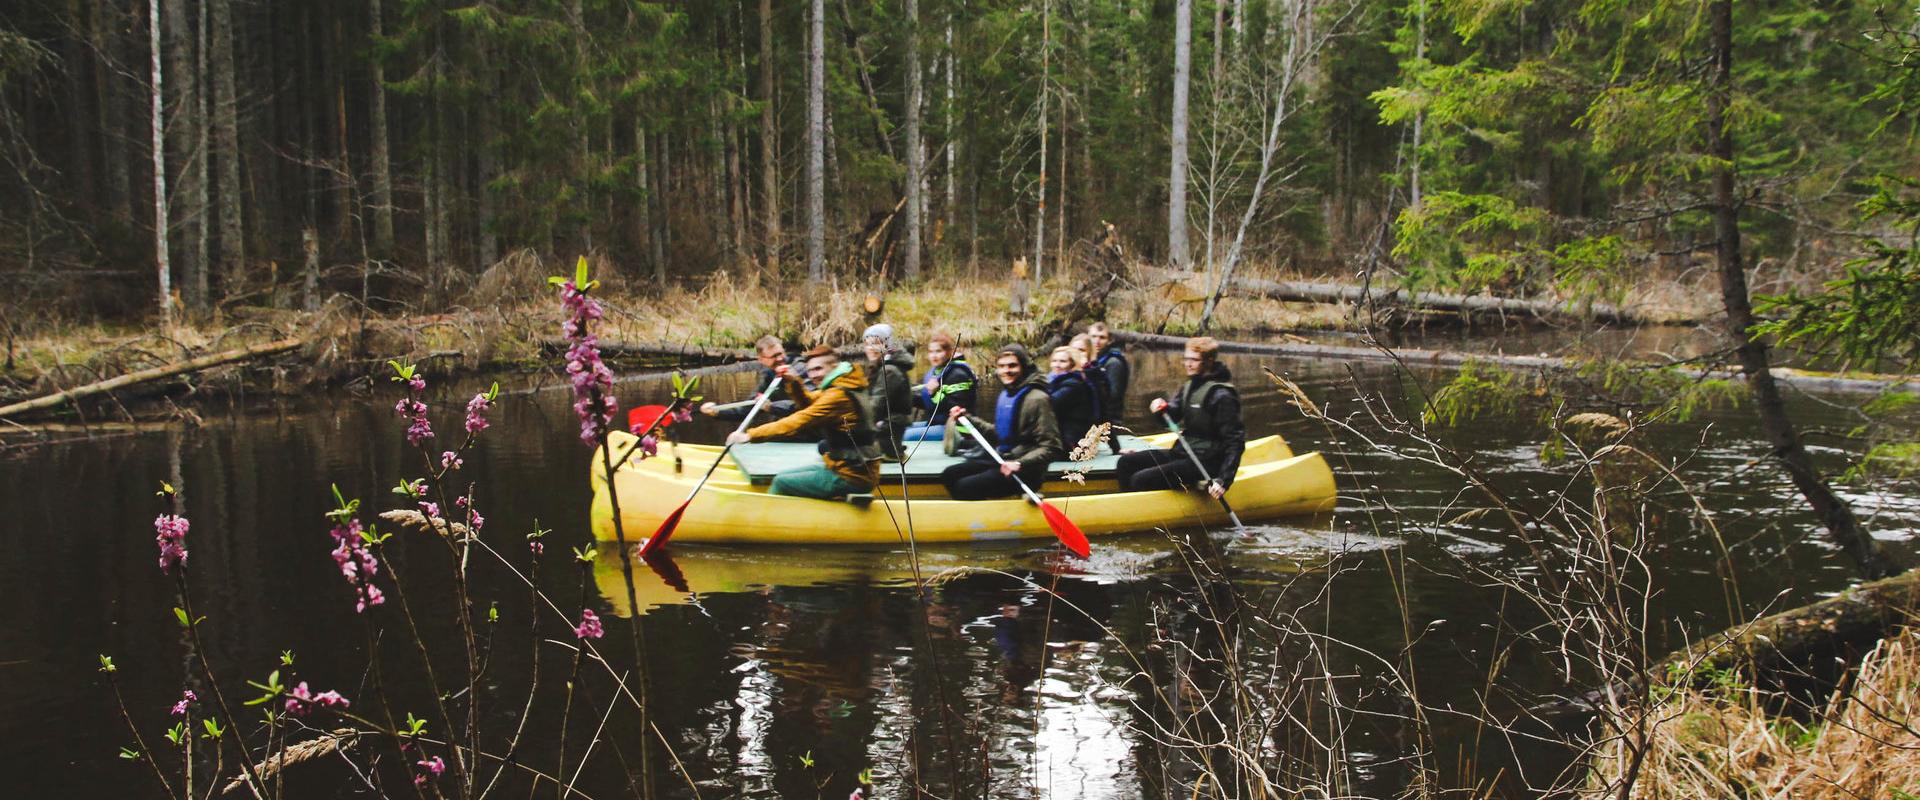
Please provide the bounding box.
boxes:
[0,253,1717,418]
[1587,629,1920,797]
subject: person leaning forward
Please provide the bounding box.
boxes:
[939,344,1066,501]
[701,335,803,427]
[1115,336,1245,500]
[725,345,882,499]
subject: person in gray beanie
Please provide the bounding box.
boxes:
[938,344,1065,500]
[860,323,915,459]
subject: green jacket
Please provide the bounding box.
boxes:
[961,371,1065,475]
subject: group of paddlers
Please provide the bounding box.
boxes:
[682,323,1245,505]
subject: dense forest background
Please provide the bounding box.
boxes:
[0,0,1914,320]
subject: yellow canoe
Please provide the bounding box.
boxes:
[589,430,1337,547]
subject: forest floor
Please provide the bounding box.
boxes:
[0,255,1719,424]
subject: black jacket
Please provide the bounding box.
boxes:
[865,350,917,455]
[1047,370,1098,451]
[1164,363,1245,488]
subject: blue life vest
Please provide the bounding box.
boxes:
[993,383,1037,455]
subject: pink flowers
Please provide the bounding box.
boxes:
[328,518,385,613]
[671,405,694,425]
[559,279,618,445]
[464,391,493,434]
[169,690,196,716]
[284,682,349,717]
[154,514,190,574]
[573,608,604,640]
[439,450,463,471]
[639,434,659,458]
[414,755,446,785]
[394,395,434,446]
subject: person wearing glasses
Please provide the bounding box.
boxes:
[725,345,882,499]
[1115,336,1243,499]
[700,335,805,426]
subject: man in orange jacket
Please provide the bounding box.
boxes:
[726,345,883,498]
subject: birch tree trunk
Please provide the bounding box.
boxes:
[1704,0,1896,579]
[758,0,780,274]
[903,0,923,280]
[210,0,242,288]
[943,18,956,243]
[149,0,171,322]
[1032,0,1049,283]
[367,0,395,257]
[807,0,825,281]
[1168,0,1192,271]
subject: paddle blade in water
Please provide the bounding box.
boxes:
[1039,501,1091,559]
[627,404,674,434]
[638,502,688,558]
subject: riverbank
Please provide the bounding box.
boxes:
[0,259,1717,427]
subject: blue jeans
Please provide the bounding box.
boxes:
[769,463,863,499]
[902,422,945,442]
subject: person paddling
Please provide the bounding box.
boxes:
[860,323,915,460]
[939,345,1065,501]
[725,346,882,499]
[1045,346,1099,449]
[904,330,976,443]
[701,335,803,425]
[1116,336,1244,499]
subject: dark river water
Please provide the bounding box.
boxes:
[4,332,1915,798]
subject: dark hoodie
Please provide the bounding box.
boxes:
[865,349,917,456]
[1047,369,1097,451]
[1163,362,1246,489]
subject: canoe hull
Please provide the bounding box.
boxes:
[590,432,1337,546]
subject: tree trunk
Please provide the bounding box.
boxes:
[1705,0,1898,580]
[1168,0,1192,271]
[903,0,923,281]
[807,0,825,281]
[64,0,98,220]
[329,20,355,251]
[759,0,780,274]
[210,0,242,292]
[943,17,956,250]
[165,0,206,310]
[1032,0,1049,283]
[148,0,171,323]
[95,0,135,225]
[367,0,395,258]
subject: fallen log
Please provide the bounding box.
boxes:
[1663,568,1920,683]
[0,337,306,422]
[1142,267,1689,327]
[1113,330,1919,396]
[541,338,754,363]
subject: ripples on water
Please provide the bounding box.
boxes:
[3,339,1915,797]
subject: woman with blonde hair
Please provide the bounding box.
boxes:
[1045,345,1098,448]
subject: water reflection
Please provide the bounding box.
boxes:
[9,342,1919,798]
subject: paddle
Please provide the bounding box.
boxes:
[637,374,782,558]
[954,416,1091,559]
[1162,412,1246,532]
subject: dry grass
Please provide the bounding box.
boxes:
[1589,628,1920,798]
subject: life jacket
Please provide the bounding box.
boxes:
[929,356,976,409]
[1178,369,1238,455]
[993,381,1040,456]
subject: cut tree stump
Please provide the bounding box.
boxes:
[0,337,306,422]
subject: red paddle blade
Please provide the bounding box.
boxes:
[637,501,689,558]
[627,404,674,434]
[1038,501,1091,559]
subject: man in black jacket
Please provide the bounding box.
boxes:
[940,345,1067,501]
[1116,336,1244,497]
